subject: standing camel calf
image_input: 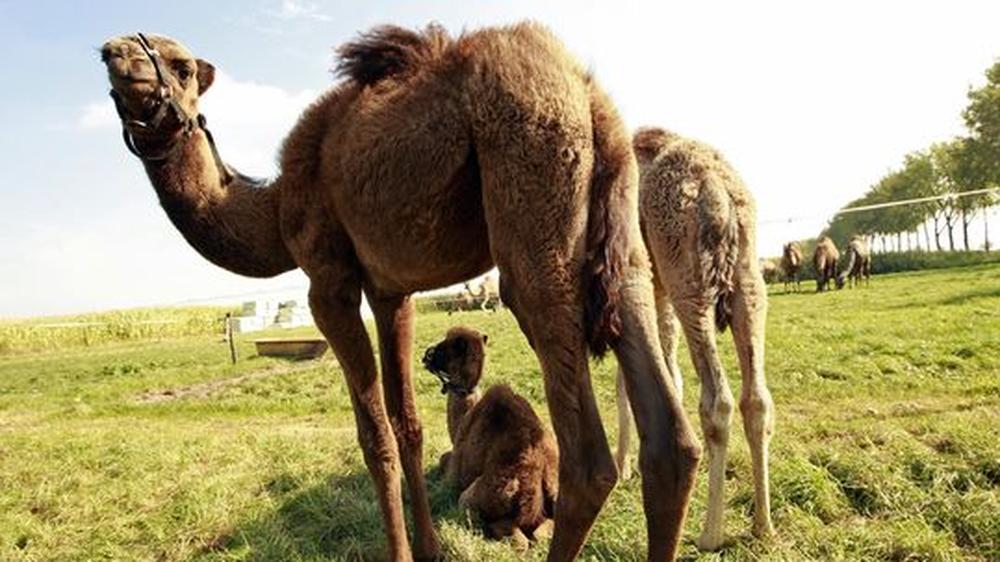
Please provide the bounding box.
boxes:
[814,237,840,292]
[615,128,775,550]
[423,327,558,546]
[781,242,804,292]
[836,235,871,289]
[101,24,700,561]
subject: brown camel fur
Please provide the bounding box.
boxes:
[614,127,775,550]
[781,242,804,292]
[814,237,840,292]
[836,235,871,289]
[422,326,558,546]
[100,24,701,562]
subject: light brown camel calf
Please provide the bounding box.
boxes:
[836,235,871,289]
[781,242,804,292]
[615,128,775,550]
[100,25,700,561]
[814,236,840,292]
[422,327,558,546]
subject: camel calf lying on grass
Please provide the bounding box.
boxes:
[422,327,558,547]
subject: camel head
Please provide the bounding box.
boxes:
[100,33,215,144]
[422,326,489,396]
[632,127,681,167]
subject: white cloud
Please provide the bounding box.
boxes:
[78,100,117,129]
[198,72,317,177]
[266,0,331,22]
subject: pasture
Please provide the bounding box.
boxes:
[1,263,998,561]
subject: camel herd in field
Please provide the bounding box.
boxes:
[101,22,876,562]
[765,235,873,293]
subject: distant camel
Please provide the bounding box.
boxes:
[101,25,699,561]
[615,128,775,550]
[470,275,502,311]
[836,236,871,289]
[759,258,780,285]
[814,237,840,292]
[781,242,804,292]
[423,327,558,547]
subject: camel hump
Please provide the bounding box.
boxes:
[335,24,451,86]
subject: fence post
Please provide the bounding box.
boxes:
[225,313,238,365]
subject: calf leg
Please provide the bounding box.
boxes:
[731,272,775,538]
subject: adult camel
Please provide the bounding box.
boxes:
[100,24,700,561]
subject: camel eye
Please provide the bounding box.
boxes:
[174,62,192,81]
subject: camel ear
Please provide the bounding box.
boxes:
[481,334,488,345]
[196,59,215,95]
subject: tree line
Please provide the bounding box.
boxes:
[823,58,1000,253]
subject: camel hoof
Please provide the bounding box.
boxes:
[508,528,530,551]
[531,518,554,541]
[696,530,725,552]
[753,520,776,540]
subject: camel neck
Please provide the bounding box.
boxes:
[142,127,297,277]
[446,389,480,445]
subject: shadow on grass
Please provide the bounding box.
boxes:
[212,463,468,561]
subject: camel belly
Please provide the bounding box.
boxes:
[353,216,494,294]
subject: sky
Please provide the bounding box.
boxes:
[2,0,999,318]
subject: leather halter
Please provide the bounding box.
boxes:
[109,32,232,184]
[422,347,474,397]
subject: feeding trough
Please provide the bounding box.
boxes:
[253,337,329,360]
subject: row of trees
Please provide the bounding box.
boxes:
[823,59,1000,252]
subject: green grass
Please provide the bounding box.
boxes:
[1,264,999,561]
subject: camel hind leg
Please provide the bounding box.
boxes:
[615,290,683,481]
[731,267,775,538]
[672,295,734,551]
[476,127,617,562]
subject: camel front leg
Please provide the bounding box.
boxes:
[308,272,411,562]
[368,289,441,561]
[731,274,775,539]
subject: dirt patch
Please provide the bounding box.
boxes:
[135,363,314,403]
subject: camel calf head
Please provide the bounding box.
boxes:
[422,326,487,396]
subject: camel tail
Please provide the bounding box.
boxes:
[335,24,450,86]
[698,186,739,333]
[583,82,633,358]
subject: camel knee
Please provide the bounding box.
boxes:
[699,390,734,447]
[740,387,775,436]
[639,427,702,481]
[560,453,618,513]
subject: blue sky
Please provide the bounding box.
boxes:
[2,0,1000,318]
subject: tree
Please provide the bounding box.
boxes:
[961,59,1000,250]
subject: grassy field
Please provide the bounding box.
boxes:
[1,264,998,561]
